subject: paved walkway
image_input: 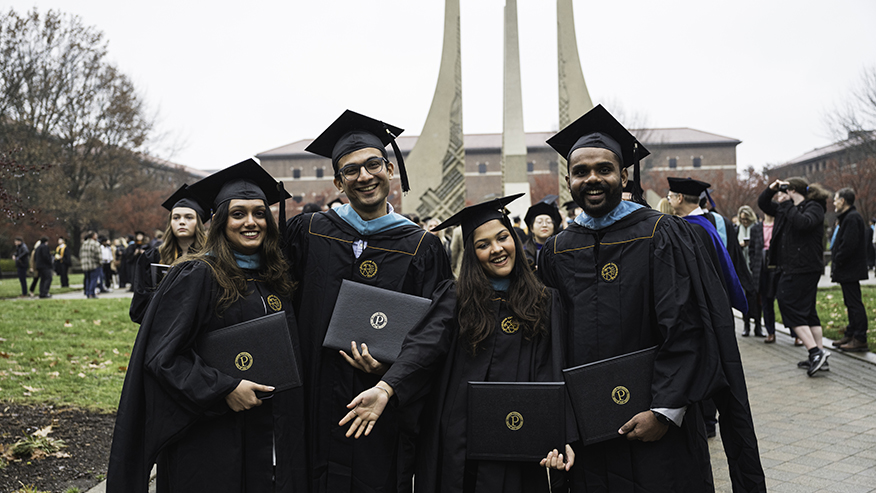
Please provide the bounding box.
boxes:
[710,319,876,492]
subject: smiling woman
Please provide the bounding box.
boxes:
[225,199,268,255]
[106,159,306,493]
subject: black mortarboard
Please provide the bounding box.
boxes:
[432,193,524,240]
[524,196,562,229]
[667,177,711,197]
[562,200,578,212]
[187,158,291,216]
[547,104,651,207]
[161,184,210,223]
[305,109,410,193]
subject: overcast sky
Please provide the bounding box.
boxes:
[7,0,876,172]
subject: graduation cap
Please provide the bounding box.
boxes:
[547,104,650,207]
[161,184,210,224]
[187,158,291,225]
[524,195,562,229]
[667,177,711,197]
[562,200,579,213]
[432,194,525,240]
[305,109,410,193]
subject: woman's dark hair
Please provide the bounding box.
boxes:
[456,217,550,354]
[787,176,830,202]
[159,211,207,265]
[188,201,294,312]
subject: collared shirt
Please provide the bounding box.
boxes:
[574,200,644,230]
[334,203,415,259]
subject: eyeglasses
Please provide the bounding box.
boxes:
[666,192,679,200]
[533,218,554,226]
[336,157,388,181]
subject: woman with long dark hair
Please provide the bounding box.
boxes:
[129,185,209,323]
[340,195,573,493]
[107,160,306,493]
[758,176,830,374]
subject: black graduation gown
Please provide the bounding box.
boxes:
[382,281,571,493]
[538,208,766,493]
[284,210,452,493]
[129,247,160,324]
[106,260,308,493]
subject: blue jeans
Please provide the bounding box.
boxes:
[84,268,100,297]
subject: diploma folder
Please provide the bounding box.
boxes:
[562,346,658,445]
[150,263,171,287]
[323,280,432,363]
[197,312,302,394]
[466,382,566,461]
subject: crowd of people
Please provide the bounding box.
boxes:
[8,104,871,492]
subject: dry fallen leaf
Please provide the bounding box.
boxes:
[33,425,53,437]
[93,320,101,325]
[22,386,43,393]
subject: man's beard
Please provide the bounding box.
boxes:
[571,183,623,219]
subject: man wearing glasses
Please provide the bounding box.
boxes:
[284,110,451,493]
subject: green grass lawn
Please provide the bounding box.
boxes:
[767,285,876,352]
[0,273,86,299]
[0,297,137,412]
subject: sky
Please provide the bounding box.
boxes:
[6,0,876,172]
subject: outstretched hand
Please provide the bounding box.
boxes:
[539,444,575,471]
[618,411,669,442]
[225,380,274,412]
[340,341,387,375]
[339,386,391,438]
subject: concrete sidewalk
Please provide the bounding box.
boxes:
[710,319,876,492]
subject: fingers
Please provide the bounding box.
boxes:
[339,349,363,371]
[564,444,576,471]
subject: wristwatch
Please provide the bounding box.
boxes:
[651,410,671,426]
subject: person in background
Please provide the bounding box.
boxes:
[522,196,562,268]
[13,237,30,297]
[758,177,831,375]
[656,197,675,215]
[100,237,115,292]
[129,185,209,324]
[830,187,869,352]
[27,237,42,296]
[511,215,527,241]
[737,205,764,337]
[54,236,72,288]
[750,213,781,343]
[425,216,452,258]
[34,235,53,298]
[80,231,102,299]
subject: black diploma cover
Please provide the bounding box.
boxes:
[562,346,657,445]
[323,279,432,363]
[197,311,302,394]
[150,263,170,287]
[466,382,566,461]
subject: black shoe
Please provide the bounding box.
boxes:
[798,359,830,371]
[38,294,51,299]
[742,326,750,337]
[832,336,852,348]
[754,327,765,337]
[807,349,829,376]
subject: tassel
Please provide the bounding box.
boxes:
[385,126,410,194]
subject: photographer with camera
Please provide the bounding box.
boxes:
[758,177,831,375]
